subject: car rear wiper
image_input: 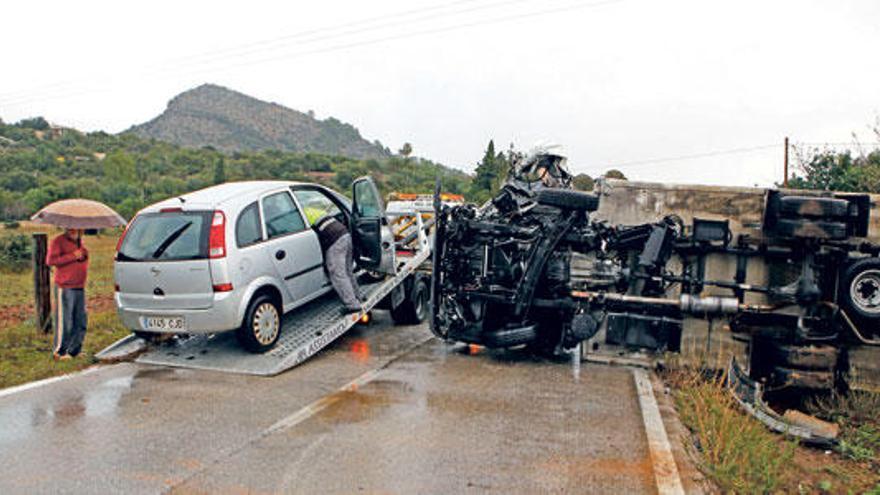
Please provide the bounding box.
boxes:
[152,221,193,259]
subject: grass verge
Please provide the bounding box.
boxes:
[664,365,880,494]
[0,310,129,389]
[0,224,126,389]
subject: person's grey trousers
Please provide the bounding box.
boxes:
[54,287,87,357]
[325,233,362,309]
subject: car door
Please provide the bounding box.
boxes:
[260,190,325,304]
[351,176,395,274]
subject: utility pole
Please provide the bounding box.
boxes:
[32,233,51,333]
[783,136,789,188]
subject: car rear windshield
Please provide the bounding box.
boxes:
[117,211,212,262]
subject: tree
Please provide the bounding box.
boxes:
[472,140,498,192]
[213,157,227,185]
[398,142,413,159]
[103,151,137,184]
[16,117,49,130]
[604,169,628,180]
[572,173,595,191]
[787,145,880,193]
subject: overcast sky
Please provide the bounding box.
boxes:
[1,0,878,187]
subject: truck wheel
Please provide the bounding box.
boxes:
[391,277,429,325]
[779,196,850,218]
[773,218,847,240]
[536,189,600,212]
[237,295,281,353]
[840,257,880,321]
[484,324,538,348]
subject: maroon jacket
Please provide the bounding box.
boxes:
[46,234,89,289]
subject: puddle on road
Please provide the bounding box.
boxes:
[0,373,135,447]
[316,379,414,426]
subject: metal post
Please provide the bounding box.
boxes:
[783,136,789,188]
[32,233,51,333]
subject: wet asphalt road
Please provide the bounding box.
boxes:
[0,312,685,494]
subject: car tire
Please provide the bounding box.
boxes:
[839,257,880,322]
[236,294,282,353]
[391,277,429,325]
[536,188,600,212]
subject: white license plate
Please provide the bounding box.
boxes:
[140,316,186,332]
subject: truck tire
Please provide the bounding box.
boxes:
[779,196,850,218]
[770,344,837,370]
[839,257,880,321]
[236,294,281,353]
[773,218,847,240]
[483,324,538,348]
[536,189,599,212]
[391,277,429,325]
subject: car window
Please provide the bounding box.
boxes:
[117,211,210,262]
[293,189,342,226]
[236,201,263,247]
[354,180,381,217]
[262,191,306,239]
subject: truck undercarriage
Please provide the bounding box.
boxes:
[431,163,880,444]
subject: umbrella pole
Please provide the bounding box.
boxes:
[32,233,51,334]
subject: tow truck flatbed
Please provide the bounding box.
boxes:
[98,219,432,376]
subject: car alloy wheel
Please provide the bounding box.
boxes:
[253,302,280,345]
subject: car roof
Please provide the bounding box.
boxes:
[140,180,351,215]
[144,181,302,211]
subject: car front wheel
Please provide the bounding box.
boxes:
[237,295,281,353]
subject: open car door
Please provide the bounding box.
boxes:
[351,176,396,274]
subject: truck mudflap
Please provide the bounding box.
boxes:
[727,358,839,448]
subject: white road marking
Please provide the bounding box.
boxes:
[0,365,107,399]
[633,368,686,495]
[264,367,383,435]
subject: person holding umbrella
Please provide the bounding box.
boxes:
[32,199,126,361]
[46,228,89,360]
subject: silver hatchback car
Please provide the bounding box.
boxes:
[114,177,395,352]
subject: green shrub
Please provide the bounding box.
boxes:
[3,221,20,229]
[0,234,32,271]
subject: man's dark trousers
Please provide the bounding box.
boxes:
[54,286,87,357]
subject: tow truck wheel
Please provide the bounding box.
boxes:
[391,277,429,325]
[237,295,281,353]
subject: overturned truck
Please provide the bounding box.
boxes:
[431,151,880,417]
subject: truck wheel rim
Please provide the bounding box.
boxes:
[851,269,880,315]
[253,303,280,344]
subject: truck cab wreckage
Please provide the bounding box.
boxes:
[431,147,880,446]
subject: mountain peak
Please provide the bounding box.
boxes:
[128,84,388,159]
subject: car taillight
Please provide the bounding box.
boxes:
[212,283,234,292]
[209,210,226,258]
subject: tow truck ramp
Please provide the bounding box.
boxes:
[99,222,431,376]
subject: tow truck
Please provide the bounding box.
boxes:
[97,182,435,376]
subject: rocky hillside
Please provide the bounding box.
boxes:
[127,84,389,159]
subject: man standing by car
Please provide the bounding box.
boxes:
[312,215,363,315]
[46,228,89,360]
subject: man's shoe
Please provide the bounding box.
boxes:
[340,306,362,316]
[57,354,72,361]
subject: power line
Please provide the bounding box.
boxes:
[589,143,779,172]
[0,0,622,107]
